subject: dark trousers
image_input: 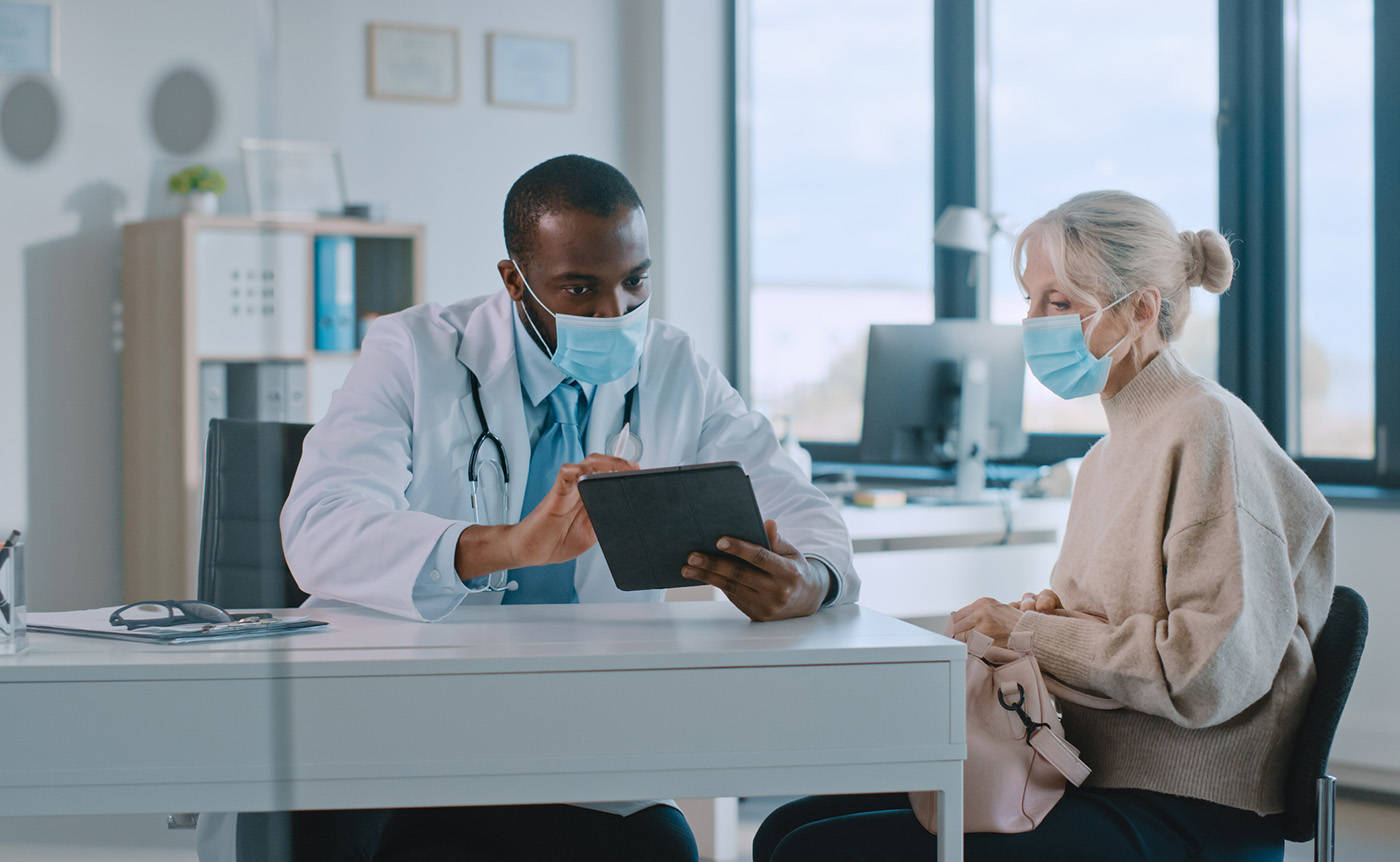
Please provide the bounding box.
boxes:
[753,788,1284,862]
[245,803,698,861]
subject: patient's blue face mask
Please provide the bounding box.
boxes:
[512,259,650,385]
[1021,290,1138,400]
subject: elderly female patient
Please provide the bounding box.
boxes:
[754,191,1335,861]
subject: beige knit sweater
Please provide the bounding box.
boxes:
[1014,347,1334,815]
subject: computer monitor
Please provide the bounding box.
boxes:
[858,322,1027,491]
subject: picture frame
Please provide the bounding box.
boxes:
[366,20,459,104]
[0,0,58,76]
[487,32,574,111]
[239,139,347,220]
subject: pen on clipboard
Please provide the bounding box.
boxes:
[612,422,631,458]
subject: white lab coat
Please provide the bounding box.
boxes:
[197,289,858,860]
[283,288,859,618]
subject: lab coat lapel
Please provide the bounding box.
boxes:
[457,290,531,522]
[584,358,641,458]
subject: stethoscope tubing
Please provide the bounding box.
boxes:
[465,369,637,488]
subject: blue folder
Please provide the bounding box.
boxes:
[314,236,356,351]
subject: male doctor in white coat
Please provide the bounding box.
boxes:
[205,155,860,861]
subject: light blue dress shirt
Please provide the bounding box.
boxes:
[409,307,595,617]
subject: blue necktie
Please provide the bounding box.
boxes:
[503,381,586,604]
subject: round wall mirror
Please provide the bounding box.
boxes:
[1,78,62,164]
[149,66,219,155]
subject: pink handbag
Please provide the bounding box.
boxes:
[910,629,1121,835]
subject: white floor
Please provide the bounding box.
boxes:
[2,795,1396,860]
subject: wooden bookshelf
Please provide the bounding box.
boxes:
[121,215,424,601]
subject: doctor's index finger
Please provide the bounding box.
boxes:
[577,454,637,474]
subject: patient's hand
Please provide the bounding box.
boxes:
[1012,590,1109,623]
[1015,589,1063,612]
[950,597,1023,648]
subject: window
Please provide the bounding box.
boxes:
[746,0,933,443]
[1296,0,1374,459]
[735,0,1397,486]
[987,0,1220,436]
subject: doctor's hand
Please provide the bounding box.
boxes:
[511,454,637,567]
[682,520,828,622]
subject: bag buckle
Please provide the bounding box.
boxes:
[997,682,1051,745]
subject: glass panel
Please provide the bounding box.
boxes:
[1298,0,1374,459]
[987,0,1219,435]
[749,0,933,443]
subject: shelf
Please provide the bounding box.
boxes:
[147,213,424,239]
[121,215,424,602]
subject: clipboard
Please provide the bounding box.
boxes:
[27,607,328,645]
[577,461,770,592]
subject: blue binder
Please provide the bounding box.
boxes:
[314,236,356,351]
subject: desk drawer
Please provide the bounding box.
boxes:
[0,661,959,795]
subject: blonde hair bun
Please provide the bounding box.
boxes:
[1180,229,1233,295]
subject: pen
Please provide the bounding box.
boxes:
[0,529,18,625]
[612,422,631,458]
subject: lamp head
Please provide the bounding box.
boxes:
[934,205,993,253]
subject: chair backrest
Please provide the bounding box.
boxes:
[197,419,314,609]
[1275,585,1369,842]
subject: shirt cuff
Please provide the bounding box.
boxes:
[410,522,471,622]
[807,554,843,608]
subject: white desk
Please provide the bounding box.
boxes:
[0,602,968,861]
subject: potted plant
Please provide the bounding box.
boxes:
[168,165,227,215]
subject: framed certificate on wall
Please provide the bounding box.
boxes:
[0,1,57,75]
[367,21,460,104]
[487,32,574,111]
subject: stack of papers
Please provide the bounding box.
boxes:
[27,607,328,644]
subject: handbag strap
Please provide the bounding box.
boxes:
[962,628,1124,710]
[1043,675,1123,710]
[1028,725,1092,786]
[993,677,1094,786]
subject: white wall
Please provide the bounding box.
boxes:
[0,0,264,612]
[621,0,733,369]
[1,0,657,611]
[274,0,628,307]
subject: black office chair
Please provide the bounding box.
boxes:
[183,419,316,859]
[197,418,313,608]
[1273,585,1369,862]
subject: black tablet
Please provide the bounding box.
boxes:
[577,461,771,592]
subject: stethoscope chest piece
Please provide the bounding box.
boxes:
[604,428,644,462]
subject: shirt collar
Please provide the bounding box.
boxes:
[511,300,595,407]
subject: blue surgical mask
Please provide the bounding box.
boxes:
[1021,291,1137,399]
[512,260,649,385]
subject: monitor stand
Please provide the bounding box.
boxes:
[953,357,993,503]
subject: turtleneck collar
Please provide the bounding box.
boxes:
[1101,346,1199,432]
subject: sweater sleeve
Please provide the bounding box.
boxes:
[1014,504,1300,729]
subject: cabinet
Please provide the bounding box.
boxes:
[121,215,424,601]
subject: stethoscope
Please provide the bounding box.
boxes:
[465,367,642,524]
[464,368,639,594]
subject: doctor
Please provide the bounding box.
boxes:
[269,155,858,860]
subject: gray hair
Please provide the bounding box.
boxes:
[1013,191,1234,347]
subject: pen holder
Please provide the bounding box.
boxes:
[0,539,26,655]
